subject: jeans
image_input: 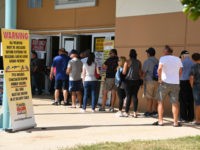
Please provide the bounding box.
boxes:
[83,81,97,110]
[125,79,140,113]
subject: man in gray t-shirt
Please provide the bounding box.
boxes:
[67,50,83,108]
[68,58,83,81]
[142,47,159,117]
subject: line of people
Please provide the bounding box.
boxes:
[49,46,200,127]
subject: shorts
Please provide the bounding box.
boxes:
[103,78,117,91]
[157,82,180,104]
[55,80,69,90]
[69,80,83,92]
[144,80,159,99]
[193,85,200,106]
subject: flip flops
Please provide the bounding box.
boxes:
[173,123,182,127]
[152,121,164,126]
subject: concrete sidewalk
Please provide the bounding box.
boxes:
[0,96,200,150]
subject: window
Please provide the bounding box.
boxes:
[55,0,96,9]
[28,0,42,8]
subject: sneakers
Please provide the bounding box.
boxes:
[144,112,151,117]
[99,107,105,111]
[144,111,158,117]
[91,109,95,113]
[109,107,115,112]
[52,101,59,106]
[80,109,86,113]
[123,112,129,117]
[150,111,158,117]
[115,111,123,117]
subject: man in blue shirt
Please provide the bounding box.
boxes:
[50,48,70,105]
[179,50,194,122]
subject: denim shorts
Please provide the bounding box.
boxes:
[55,80,69,90]
[69,80,83,92]
[193,85,200,106]
[157,82,180,104]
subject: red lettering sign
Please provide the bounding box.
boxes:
[31,39,47,51]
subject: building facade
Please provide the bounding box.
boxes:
[115,0,200,112]
[16,0,200,114]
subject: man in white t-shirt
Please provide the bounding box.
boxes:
[153,45,183,127]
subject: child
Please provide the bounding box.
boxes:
[115,56,126,117]
[190,53,200,125]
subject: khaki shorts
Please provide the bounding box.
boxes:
[144,80,159,99]
[157,82,180,104]
[103,78,117,91]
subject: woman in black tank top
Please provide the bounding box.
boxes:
[122,49,142,117]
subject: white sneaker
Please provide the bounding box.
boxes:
[115,111,123,117]
[80,109,86,113]
[91,109,95,113]
[123,112,129,117]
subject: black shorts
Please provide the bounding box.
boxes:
[69,80,83,92]
[54,80,69,90]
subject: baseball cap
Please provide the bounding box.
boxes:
[180,50,189,55]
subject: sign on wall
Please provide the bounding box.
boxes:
[1,29,36,131]
[31,39,47,51]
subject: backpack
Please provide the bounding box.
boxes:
[152,64,158,81]
[125,59,140,80]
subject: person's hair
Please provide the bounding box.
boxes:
[110,49,118,56]
[31,51,37,58]
[118,56,126,67]
[87,52,95,66]
[147,47,156,56]
[164,45,173,54]
[129,49,137,59]
[192,53,200,61]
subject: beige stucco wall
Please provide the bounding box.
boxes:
[0,0,5,28]
[115,1,200,114]
[17,0,116,33]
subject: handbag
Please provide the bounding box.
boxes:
[94,64,101,79]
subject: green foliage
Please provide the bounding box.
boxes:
[181,0,200,20]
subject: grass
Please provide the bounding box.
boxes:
[61,136,200,150]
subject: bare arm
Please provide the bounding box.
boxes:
[66,66,71,75]
[122,61,128,75]
[102,64,107,70]
[82,67,86,81]
[189,76,194,88]
[96,66,100,74]
[157,63,163,83]
[179,67,183,78]
[49,67,54,80]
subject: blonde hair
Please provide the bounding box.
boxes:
[118,56,126,67]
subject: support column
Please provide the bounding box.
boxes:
[2,0,17,130]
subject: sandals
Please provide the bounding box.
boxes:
[152,121,164,126]
[173,122,182,127]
